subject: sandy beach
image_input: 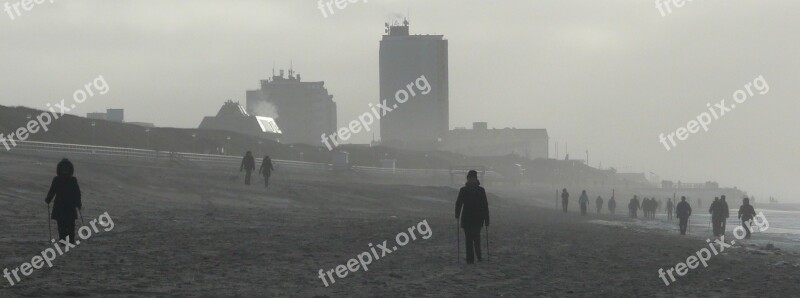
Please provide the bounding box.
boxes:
[1,152,799,297]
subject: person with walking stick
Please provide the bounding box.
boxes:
[45,159,82,246]
[455,170,490,265]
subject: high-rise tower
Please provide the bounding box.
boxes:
[379,20,449,150]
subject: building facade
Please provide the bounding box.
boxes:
[442,122,549,160]
[379,20,449,150]
[246,70,337,146]
[199,100,281,140]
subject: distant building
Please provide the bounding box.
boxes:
[106,109,124,122]
[86,109,124,123]
[86,112,107,120]
[199,100,281,140]
[246,69,336,146]
[379,19,449,150]
[441,122,548,159]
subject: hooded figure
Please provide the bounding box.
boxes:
[595,196,604,213]
[676,196,692,235]
[258,155,275,188]
[45,159,82,244]
[738,197,757,239]
[240,151,256,186]
[455,170,490,264]
[578,191,589,216]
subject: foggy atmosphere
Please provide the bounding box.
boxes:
[1,0,799,297]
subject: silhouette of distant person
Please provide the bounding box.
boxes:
[455,170,490,264]
[676,196,692,235]
[608,196,616,215]
[578,190,589,216]
[629,196,641,218]
[45,159,82,244]
[720,195,730,234]
[258,155,275,188]
[649,198,657,218]
[666,198,674,221]
[595,196,604,213]
[709,197,724,237]
[240,151,256,186]
[561,189,569,213]
[738,197,757,239]
[642,198,650,218]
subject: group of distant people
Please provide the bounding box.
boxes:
[560,189,617,216]
[676,195,758,239]
[626,196,665,219]
[240,151,275,188]
[560,188,761,239]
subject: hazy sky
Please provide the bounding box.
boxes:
[1,0,798,200]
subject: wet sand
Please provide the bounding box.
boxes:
[1,153,799,297]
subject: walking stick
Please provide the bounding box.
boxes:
[78,208,85,227]
[47,203,52,241]
[456,218,460,264]
[486,225,490,263]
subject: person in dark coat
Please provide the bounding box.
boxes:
[240,151,256,186]
[629,196,641,218]
[720,195,730,234]
[642,198,650,218]
[709,197,723,237]
[561,188,569,213]
[578,190,589,216]
[258,155,275,188]
[666,198,674,221]
[608,196,616,215]
[455,170,490,264]
[45,159,82,244]
[738,197,757,239]
[676,196,692,235]
[595,196,604,214]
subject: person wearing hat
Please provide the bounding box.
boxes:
[45,159,82,244]
[455,170,490,264]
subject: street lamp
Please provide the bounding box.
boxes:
[191,133,197,153]
[91,121,96,146]
[226,136,231,155]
